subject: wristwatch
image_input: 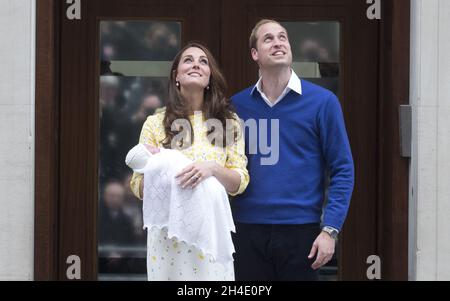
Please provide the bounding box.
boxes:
[322,226,339,240]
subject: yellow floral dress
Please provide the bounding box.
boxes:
[130,110,249,281]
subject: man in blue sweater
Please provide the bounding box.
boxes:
[231,19,354,280]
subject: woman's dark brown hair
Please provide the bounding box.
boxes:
[162,42,237,149]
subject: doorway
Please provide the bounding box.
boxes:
[35,0,410,280]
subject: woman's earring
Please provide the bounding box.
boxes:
[206,85,210,90]
[176,81,180,87]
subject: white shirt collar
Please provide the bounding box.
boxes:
[250,69,302,107]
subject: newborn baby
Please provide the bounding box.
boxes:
[125,144,236,265]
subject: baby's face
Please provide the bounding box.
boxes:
[145,145,160,155]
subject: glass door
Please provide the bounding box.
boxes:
[222,0,380,280]
[97,20,181,280]
[57,0,381,280]
[58,0,220,280]
[281,21,341,280]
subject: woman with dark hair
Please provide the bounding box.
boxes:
[130,42,249,280]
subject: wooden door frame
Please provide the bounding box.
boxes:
[35,0,60,280]
[377,0,410,280]
[35,0,410,280]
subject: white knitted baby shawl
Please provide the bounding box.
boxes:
[136,148,236,265]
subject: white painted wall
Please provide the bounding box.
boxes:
[410,0,450,281]
[0,0,35,280]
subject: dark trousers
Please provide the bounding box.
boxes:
[232,223,321,281]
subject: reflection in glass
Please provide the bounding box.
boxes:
[100,21,181,77]
[98,21,181,281]
[100,21,181,61]
[281,21,340,96]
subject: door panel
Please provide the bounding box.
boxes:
[59,0,220,280]
[97,20,182,280]
[222,0,379,280]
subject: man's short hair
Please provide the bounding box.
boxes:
[249,19,285,50]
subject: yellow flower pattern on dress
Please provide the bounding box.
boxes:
[134,110,248,281]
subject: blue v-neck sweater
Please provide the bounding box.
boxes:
[231,80,354,231]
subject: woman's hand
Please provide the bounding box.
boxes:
[175,161,218,189]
